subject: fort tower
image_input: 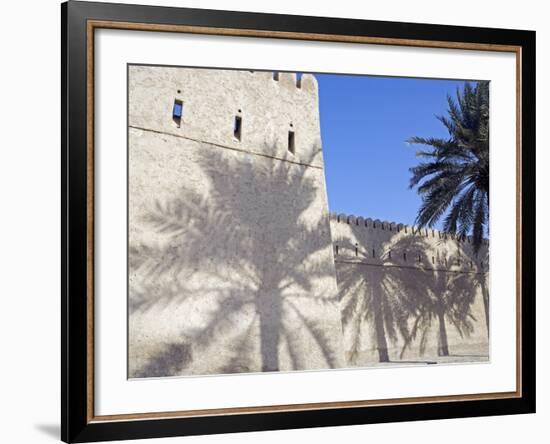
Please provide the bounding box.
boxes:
[128,66,346,377]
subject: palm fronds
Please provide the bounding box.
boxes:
[408,81,489,253]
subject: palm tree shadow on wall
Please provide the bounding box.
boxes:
[336,229,482,365]
[402,261,479,359]
[128,143,343,378]
[472,247,490,337]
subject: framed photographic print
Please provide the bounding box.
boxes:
[61,1,536,442]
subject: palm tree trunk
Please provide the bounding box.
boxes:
[437,310,449,356]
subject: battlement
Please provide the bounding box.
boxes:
[330,212,489,246]
[268,71,319,94]
[330,212,489,272]
[128,66,323,168]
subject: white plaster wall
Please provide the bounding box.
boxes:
[129,65,323,167]
[128,67,345,377]
[330,215,489,365]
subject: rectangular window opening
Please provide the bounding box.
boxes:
[172,99,183,127]
[288,130,295,155]
[233,115,242,141]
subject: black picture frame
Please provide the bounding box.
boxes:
[61,1,536,442]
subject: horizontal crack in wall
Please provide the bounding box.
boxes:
[129,125,324,170]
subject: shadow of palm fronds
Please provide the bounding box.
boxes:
[129,143,345,377]
[335,228,483,364]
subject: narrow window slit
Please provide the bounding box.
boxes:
[233,115,242,141]
[172,99,183,127]
[288,130,295,155]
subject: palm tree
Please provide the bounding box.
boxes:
[407,81,489,252]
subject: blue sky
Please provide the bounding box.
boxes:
[316,74,470,229]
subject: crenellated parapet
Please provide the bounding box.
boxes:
[128,66,323,168]
[330,212,489,273]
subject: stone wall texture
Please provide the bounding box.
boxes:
[128,65,490,378]
[330,214,489,365]
[128,66,345,377]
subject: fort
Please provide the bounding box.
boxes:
[128,65,489,378]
